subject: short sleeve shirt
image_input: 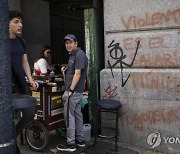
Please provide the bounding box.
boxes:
[65,47,88,93]
[10,37,27,78]
[34,58,50,74]
[10,37,27,93]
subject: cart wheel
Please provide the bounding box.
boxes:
[56,127,67,138]
[25,122,49,151]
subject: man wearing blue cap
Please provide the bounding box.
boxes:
[57,34,88,152]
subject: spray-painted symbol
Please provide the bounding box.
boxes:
[103,82,118,99]
[107,40,140,87]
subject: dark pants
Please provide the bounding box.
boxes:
[15,107,35,137]
[63,91,84,144]
[13,83,35,137]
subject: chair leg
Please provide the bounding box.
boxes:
[20,132,24,145]
[94,107,119,152]
[115,109,119,151]
[99,109,102,135]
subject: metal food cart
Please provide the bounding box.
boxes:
[25,78,65,151]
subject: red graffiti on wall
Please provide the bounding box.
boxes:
[103,82,118,99]
[131,72,180,93]
[123,36,169,52]
[121,8,180,30]
[121,106,180,131]
[129,52,180,67]
[120,35,180,67]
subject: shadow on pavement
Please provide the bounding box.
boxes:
[18,131,139,154]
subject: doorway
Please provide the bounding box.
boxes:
[50,2,85,65]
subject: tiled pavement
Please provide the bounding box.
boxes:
[18,130,164,154]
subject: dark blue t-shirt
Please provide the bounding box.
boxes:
[11,37,26,70]
[11,37,27,93]
[65,47,88,93]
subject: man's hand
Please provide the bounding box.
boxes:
[61,66,67,82]
[68,91,73,96]
[30,81,39,89]
[61,66,67,73]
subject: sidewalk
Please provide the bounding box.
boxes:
[18,130,165,154]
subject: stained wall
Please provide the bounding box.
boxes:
[101,0,180,153]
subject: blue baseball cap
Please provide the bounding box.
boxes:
[64,34,77,42]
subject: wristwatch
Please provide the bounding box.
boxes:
[69,88,74,93]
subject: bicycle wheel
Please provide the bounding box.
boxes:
[25,121,49,151]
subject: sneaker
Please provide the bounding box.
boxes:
[76,140,85,147]
[57,143,76,152]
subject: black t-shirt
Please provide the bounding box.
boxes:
[65,47,88,93]
[11,37,27,93]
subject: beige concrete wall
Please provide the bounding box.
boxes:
[104,0,180,31]
[102,0,180,153]
[105,30,180,68]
